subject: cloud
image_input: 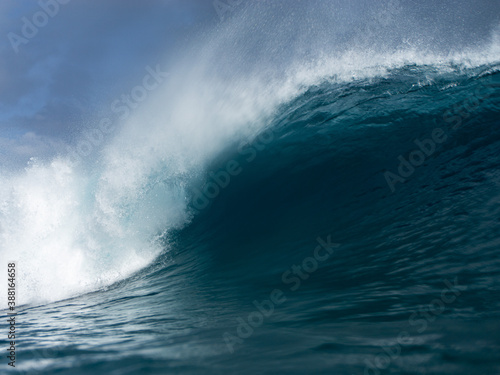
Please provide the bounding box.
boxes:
[0,132,68,167]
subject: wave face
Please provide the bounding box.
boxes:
[1,1,500,374]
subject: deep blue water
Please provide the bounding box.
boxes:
[2,63,499,374]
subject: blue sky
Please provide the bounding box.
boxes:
[0,0,217,165]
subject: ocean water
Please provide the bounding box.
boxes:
[1,1,500,374]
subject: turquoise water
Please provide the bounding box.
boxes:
[1,1,500,373]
